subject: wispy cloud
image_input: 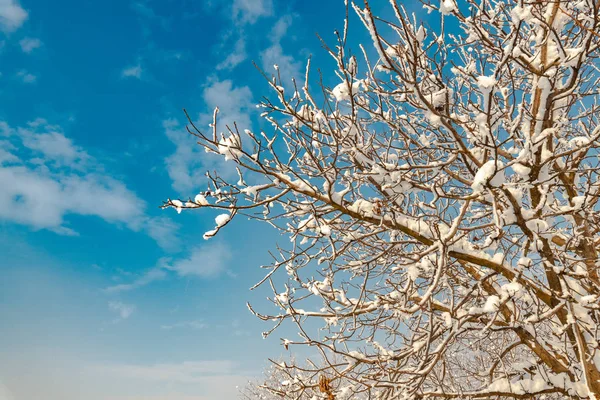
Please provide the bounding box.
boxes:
[105,242,233,293]
[95,360,238,382]
[145,216,181,252]
[109,301,136,320]
[105,267,167,293]
[131,0,170,36]
[211,0,272,71]
[215,36,246,70]
[121,64,143,79]
[260,15,302,87]
[19,37,41,53]
[164,77,251,193]
[160,320,206,330]
[16,69,36,83]
[0,0,28,32]
[0,382,14,400]
[0,118,179,247]
[165,242,232,278]
[232,0,272,25]
[87,360,252,400]
[19,119,89,166]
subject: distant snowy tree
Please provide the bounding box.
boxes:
[239,359,360,400]
[165,0,600,398]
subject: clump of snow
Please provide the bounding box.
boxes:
[569,136,590,149]
[171,199,183,214]
[215,213,231,227]
[203,228,217,240]
[416,25,427,42]
[517,257,532,270]
[511,162,531,179]
[406,263,420,281]
[348,199,375,217]
[500,281,523,299]
[332,80,364,102]
[471,160,504,193]
[470,295,500,314]
[511,5,532,22]
[571,196,586,209]
[241,184,270,198]
[580,295,598,306]
[347,350,367,362]
[218,134,242,161]
[276,292,289,304]
[427,87,451,108]
[439,0,457,15]
[476,76,496,93]
[483,295,500,312]
[194,194,209,206]
[412,340,426,352]
[319,224,331,236]
[525,218,549,235]
[442,312,452,327]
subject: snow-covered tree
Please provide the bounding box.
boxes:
[165,0,600,398]
[239,358,361,400]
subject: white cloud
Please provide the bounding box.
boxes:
[0,381,15,400]
[260,15,302,86]
[0,166,145,232]
[16,69,36,83]
[166,242,232,278]
[0,121,12,136]
[145,216,181,252]
[19,120,88,166]
[160,320,206,330]
[201,78,252,129]
[0,118,179,248]
[108,301,136,320]
[0,345,253,400]
[216,36,246,70]
[0,0,27,32]
[164,78,252,193]
[105,266,167,293]
[122,64,143,79]
[104,243,232,293]
[163,119,207,194]
[212,0,271,74]
[19,37,41,53]
[89,360,251,399]
[232,0,272,24]
[131,1,170,30]
[97,360,237,383]
[271,14,292,42]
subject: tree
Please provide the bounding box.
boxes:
[165,0,600,398]
[239,358,362,400]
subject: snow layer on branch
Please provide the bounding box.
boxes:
[241,184,271,198]
[332,80,364,102]
[511,5,532,22]
[487,376,550,395]
[439,0,457,15]
[427,88,452,108]
[416,25,426,42]
[348,199,375,217]
[476,76,496,93]
[218,134,242,161]
[215,213,231,227]
[202,228,217,240]
[171,199,183,214]
[194,194,209,205]
[471,160,504,193]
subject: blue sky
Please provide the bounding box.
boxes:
[0,1,427,399]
